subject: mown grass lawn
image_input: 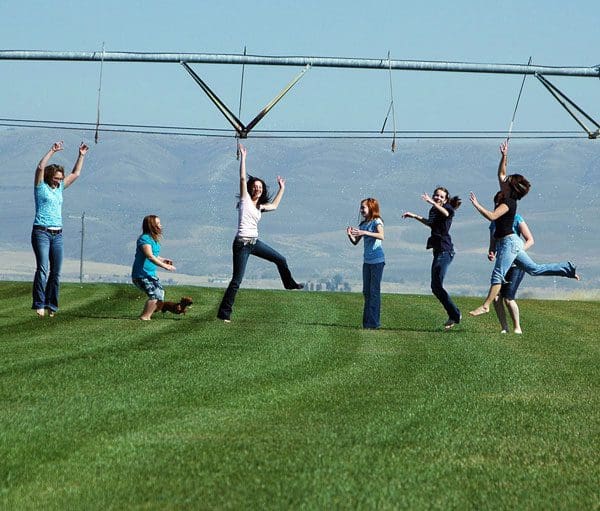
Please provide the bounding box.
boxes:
[0,282,598,510]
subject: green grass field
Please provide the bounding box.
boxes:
[0,282,598,510]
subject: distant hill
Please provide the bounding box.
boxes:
[1,128,598,297]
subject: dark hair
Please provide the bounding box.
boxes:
[246,175,271,207]
[43,164,65,186]
[435,187,462,209]
[508,174,531,200]
[493,191,503,206]
[142,215,162,242]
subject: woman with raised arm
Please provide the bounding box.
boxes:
[470,141,579,317]
[403,187,462,330]
[31,141,88,317]
[488,191,533,334]
[217,144,303,322]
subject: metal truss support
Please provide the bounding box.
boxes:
[536,73,600,139]
[181,62,309,138]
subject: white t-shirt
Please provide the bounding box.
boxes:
[236,196,261,238]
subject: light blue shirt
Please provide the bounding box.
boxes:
[33,181,64,228]
[361,218,385,264]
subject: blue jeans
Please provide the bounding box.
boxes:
[217,238,300,320]
[31,228,63,312]
[492,235,522,284]
[362,262,384,329]
[431,251,461,322]
[492,234,576,284]
[500,266,525,300]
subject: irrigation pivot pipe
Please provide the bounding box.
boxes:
[1,50,599,78]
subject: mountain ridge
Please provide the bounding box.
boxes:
[1,128,597,297]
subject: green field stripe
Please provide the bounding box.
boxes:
[0,282,598,510]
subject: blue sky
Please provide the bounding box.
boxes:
[1,0,599,135]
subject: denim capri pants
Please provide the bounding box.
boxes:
[491,234,523,285]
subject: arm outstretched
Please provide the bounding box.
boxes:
[238,143,248,199]
[64,142,89,189]
[402,211,430,227]
[470,192,509,221]
[422,192,449,217]
[497,140,508,187]
[262,176,285,212]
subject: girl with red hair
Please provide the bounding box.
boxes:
[347,198,385,329]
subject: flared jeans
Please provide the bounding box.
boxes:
[217,238,300,320]
[31,228,63,312]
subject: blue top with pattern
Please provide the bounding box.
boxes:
[33,181,64,228]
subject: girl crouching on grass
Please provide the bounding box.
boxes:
[346,198,385,329]
[131,215,176,320]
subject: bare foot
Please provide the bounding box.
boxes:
[469,306,489,317]
[514,329,523,334]
[567,262,580,280]
[139,316,151,321]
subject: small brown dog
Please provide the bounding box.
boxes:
[156,296,193,315]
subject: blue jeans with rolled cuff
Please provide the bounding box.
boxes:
[31,227,63,312]
[491,234,576,285]
[217,238,300,320]
[431,250,461,323]
[362,262,384,329]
